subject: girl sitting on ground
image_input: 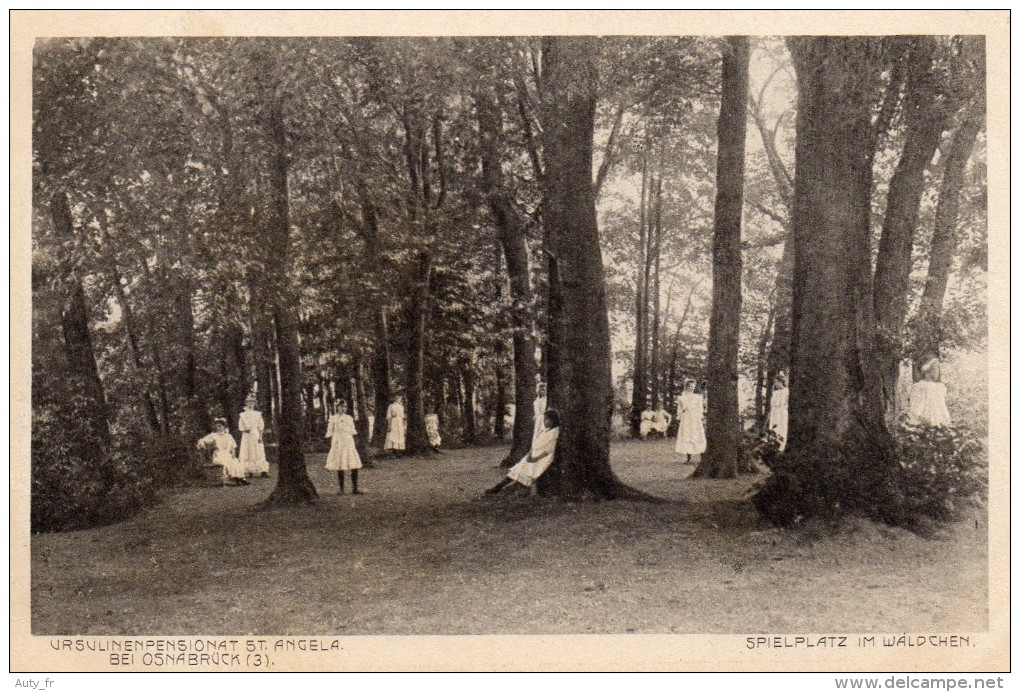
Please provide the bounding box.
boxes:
[485,409,560,495]
[197,418,249,486]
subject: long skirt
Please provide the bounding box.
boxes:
[239,433,269,475]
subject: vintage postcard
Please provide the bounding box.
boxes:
[11,10,1009,674]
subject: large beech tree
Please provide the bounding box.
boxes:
[756,37,898,524]
[535,36,634,499]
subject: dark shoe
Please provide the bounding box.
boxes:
[352,490,364,495]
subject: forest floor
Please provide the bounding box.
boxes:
[31,439,988,636]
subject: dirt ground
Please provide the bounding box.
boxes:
[30,439,988,635]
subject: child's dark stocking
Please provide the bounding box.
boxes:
[337,471,345,494]
[484,477,514,495]
[351,469,361,495]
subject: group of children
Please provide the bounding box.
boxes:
[196,398,270,486]
[197,361,951,498]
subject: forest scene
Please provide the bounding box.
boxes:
[30,34,990,637]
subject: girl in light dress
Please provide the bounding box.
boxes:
[769,375,789,451]
[909,358,952,427]
[532,383,547,445]
[485,409,561,495]
[197,418,249,486]
[238,398,270,478]
[383,395,406,454]
[675,379,707,463]
[325,400,363,495]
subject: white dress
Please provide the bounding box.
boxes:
[675,392,707,455]
[769,387,789,450]
[507,426,560,488]
[325,413,362,471]
[238,409,269,476]
[197,432,245,481]
[383,402,406,451]
[652,408,671,435]
[532,396,547,444]
[909,380,952,427]
[425,413,442,447]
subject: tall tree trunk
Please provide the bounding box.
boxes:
[262,71,316,505]
[629,152,649,437]
[108,265,161,433]
[475,86,537,464]
[351,360,371,463]
[404,251,433,455]
[763,233,794,429]
[873,37,950,419]
[51,191,110,442]
[370,307,391,448]
[754,301,776,431]
[462,364,477,444]
[537,36,633,499]
[694,36,749,480]
[757,37,896,525]
[914,108,983,362]
[649,178,664,408]
[175,279,208,436]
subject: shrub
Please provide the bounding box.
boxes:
[31,429,211,533]
[31,410,157,533]
[750,421,986,530]
[876,421,987,527]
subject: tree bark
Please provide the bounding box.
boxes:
[537,36,633,499]
[629,152,649,437]
[914,109,983,362]
[757,37,896,524]
[649,178,664,409]
[404,251,433,455]
[694,36,749,480]
[873,38,950,418]
[461,364,477,444]
[108,265,161,433]
[261,69,316,505]
[51,191,110,442]
[475,86,538,465]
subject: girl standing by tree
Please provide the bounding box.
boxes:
[238,397,269,478]
[675,380,707,463]
[325,400,363,494]
[383,395,406,455]
[909,358,952,427]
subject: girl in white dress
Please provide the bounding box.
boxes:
[325,400,363,494]
[485,409,561,494]
[769,376,789,451]
[909,358,952,427]
[532,383,547,445]
[197,418,249,486]
[383,395,406,453]
[675,380,707,463]
[238,399,270,478]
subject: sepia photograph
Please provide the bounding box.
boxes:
[11,10,1009,674]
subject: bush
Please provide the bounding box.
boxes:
[30,394,208,532]
[750,421,986,530]
[876,421,987,527]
